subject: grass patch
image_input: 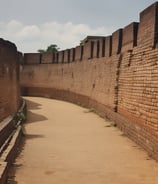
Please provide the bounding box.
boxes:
[21,124,27,136]
[120,133,126,137]
[104,124,112,127]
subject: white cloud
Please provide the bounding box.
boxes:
[0,20,114,53]
[7,20,23,31]
[16,26,41,43]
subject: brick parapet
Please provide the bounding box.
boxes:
[70,48,75,62]
[122,22,139,53]
[138,2,158,48]
[41,52,53,64]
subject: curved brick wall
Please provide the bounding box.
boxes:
[20,2,158,160]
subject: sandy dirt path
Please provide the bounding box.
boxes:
[8,97,158,184]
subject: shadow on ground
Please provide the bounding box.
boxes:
[24,98,48,124]
[26,111,48,124]
[25,134,45,139]
[24,98,42,110]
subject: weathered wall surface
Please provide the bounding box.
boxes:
[20,2,158,160]
[0,39,26,183]
[0,39,20,122]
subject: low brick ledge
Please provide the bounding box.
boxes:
[0,99,26,184]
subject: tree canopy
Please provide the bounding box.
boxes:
[38,44,60,53]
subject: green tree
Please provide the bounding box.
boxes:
[37,49,45,53]
[38,44,60,53]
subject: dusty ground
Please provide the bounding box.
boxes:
[8,97,158,184]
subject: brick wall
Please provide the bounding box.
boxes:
[0,39,20,122]
[118,42,158,136]
[20,2,158,160]
[117,2,158,136]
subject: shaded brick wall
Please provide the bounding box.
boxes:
[20,2,158,160]
[0,39,20,122]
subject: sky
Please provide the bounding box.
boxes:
[0,0,156,52]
